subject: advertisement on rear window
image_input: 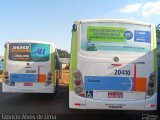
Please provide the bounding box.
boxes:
[81,23,151,52]
[9,43,50,61]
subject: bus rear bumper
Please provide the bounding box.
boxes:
[69,91,157,110]
[2,82,55,93]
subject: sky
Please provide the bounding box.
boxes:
[0,0,160,56]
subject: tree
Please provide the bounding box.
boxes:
[156,24,160,39]
[57,49,70,58]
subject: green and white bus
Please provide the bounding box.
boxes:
[2,41,61,93]
[69,19,158,110]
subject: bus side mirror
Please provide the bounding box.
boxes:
[72,24,77,32]
[4,44,7,48]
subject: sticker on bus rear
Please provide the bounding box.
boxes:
[108,92,123,98]
[86,91,93,98]
[24,83,33,86]
[134,30,150,43]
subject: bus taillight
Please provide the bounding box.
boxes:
[74,79,81,86]
[146,71,156,98]
[46,72,53,84]
[5,76,9,79]
[73,70,81,78]
[48,72,52,77]
[4,71,8,76]
[47,76,52,80]
[73,70,85,97]
[74,87,82,93]
[4,71,9,84]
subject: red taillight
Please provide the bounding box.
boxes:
[4,71,9,80]
[74,79,81,86]
[4,71,8,76]
[5,76,9,79]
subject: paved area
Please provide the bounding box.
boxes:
[0,83,159,120]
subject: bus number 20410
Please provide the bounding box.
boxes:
[114,69,131,76]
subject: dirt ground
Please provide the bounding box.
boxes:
[0,75,2,82]
[0,70,69,84]
[59,70,69,85]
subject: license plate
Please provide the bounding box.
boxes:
[108,92,123,98]
[24,83,33,86]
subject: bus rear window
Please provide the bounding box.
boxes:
[81,23,151,52]
[9,43,50,61]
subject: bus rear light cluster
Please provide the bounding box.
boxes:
[46,72,53,84]
[4,71,9,84]
[146,72,156,98]
[73,70,85,97]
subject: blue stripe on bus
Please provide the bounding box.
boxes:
[84,76,134,91]
[10,74,38,82]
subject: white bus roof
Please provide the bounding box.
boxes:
[74,19,153,26]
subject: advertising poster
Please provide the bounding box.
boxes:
[9,43,50,61]
[81,23,151,52]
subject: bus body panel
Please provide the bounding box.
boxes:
[78,52,154,101]
[69,91,157,110]
[2,41,60,93]
[145,93,157,110]
[2,82,54,93]
[69,91,86,109]
[86,93,157,110]
[69,19,157,110]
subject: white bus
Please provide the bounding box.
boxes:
[69,19,158,110]
[2,41,61,93]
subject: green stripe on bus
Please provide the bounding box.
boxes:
[69,29,78,91]
[2,45,7,81]
[153,26,158,92]
[51,45,55,84]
